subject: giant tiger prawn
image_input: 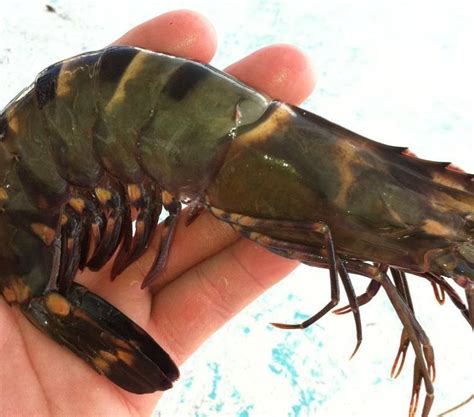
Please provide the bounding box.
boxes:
[0,46,473,417]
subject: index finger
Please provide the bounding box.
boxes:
[114,10,217,63]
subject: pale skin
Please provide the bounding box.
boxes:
[0,10,316,417]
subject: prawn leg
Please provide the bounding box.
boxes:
[112,182,163,279]
[333,280,381,314]
[86,177,128,270]
[390,268,432,417]
[422,273,470,323]
[209,206,362,357]
[209,206,435,417]
[390,268,414,379]
[346,261,435,417]
[141,191,181,288]
[335,271,469,324]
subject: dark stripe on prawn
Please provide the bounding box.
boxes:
[162,61,209,101]
[0,113,7,140]
[98,47,140,83]
[35,62,62,109]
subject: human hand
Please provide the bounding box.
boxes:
[0,10,316,417]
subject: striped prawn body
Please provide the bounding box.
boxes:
[0,46,270,392]
[0,46,472,416]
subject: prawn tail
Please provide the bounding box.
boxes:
[22,282,179,393]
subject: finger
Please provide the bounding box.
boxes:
[130,45,317,291]
[225,43,316,105]
[150,239,298,363]
[114,10,217,62]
